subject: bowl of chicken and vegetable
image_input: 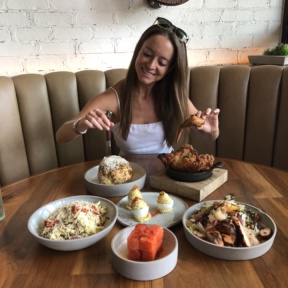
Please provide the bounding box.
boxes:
[182,198,276,260]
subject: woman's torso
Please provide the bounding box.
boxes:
[109,86,172,155]
[111,121,172,155]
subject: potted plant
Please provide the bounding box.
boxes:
[248,43,288,65]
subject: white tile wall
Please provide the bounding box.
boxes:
[0,0,285,75]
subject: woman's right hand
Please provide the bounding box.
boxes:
[80,109,115,132]
[56,109,114,143]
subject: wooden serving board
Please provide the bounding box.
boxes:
[149,168,228,202]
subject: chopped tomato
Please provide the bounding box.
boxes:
[44,219,59,227]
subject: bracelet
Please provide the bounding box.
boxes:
[72,118,87,135]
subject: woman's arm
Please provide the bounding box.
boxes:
[56,87,120,143]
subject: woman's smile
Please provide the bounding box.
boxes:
[141,67,156,77]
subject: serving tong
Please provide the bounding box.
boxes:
[106,111,113,156]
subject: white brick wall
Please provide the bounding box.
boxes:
[0,0,285,76]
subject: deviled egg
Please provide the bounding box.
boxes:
[131,197,151,222]
[157,191,174,213]
[127,185,143,208]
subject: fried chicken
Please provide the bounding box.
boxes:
[158,144,214,173]
[176,115,205,143]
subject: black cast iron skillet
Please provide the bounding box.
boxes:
[159,157,224,182]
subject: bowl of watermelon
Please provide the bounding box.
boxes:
[111,224,178,281]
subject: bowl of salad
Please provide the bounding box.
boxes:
[182,198,277,260]
[28,195,118,251]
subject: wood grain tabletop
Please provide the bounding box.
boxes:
[1,155,288,288]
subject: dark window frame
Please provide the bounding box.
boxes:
[282,0,288,43]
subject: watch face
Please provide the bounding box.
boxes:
[155,0,189,5]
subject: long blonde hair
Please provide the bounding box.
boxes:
[120,24,189,146]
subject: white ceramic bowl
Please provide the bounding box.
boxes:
[28,195,117,251]
[182,200,277,260]
[111,225,178,281]
[84,162,146,197]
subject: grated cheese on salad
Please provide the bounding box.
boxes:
[40,200,108,240]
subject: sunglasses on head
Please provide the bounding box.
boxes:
[153,17,189,44]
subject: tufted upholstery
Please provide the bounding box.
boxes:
[0,65,287,186]
[188,65,288,171]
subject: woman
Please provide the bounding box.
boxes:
[56,17,220,155]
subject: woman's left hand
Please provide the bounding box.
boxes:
[196,108,220,140]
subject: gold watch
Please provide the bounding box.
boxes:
[72,118,87,135]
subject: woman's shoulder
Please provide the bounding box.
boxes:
[96,79,125,100]
[113,79,125,91]
[112,79,126,98]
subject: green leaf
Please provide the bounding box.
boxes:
[263,43,288,56]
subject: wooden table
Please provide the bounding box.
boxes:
[1,155,288,288]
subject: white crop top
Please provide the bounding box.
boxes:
[109,87,173,155]
[111,122,173,155]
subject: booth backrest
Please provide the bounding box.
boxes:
[0,65,287,186]
[0,69,127,186]
[188,65,288,172]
